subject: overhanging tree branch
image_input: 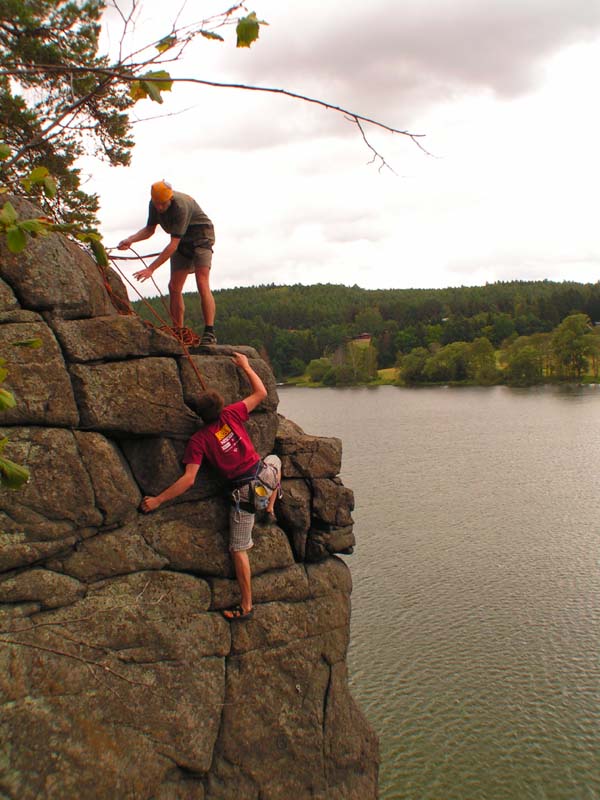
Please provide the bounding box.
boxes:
[0,64,428,148]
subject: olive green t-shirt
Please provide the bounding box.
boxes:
[147,191,214,248]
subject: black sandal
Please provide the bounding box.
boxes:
[222,604,254,621]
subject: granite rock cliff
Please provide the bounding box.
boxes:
[0,197,378,799]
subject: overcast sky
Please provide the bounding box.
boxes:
[87,0,600,299]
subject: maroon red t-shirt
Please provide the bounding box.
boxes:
[182,401,259,480]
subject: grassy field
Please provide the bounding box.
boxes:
[285,367,399,387]
[376,368,398,383]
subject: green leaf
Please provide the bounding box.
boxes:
[43,176,57,199]
[0,202,18,226]
[90,238,109,268]
[12,338,43,349]
[28,166,50,184]
[133,71,174,104]
[6,226,27,253]
[50,222,79,233]
[18,219,48,235]
[0,144,10,161]
[200,30,224,41]
[156,35,177,53]
[141,80,164,103]
[73,229,107,264]
[130,81,146,102]
[0,455,30,489]
[236,13,267,48]
[0,388,16,410]
[75,230,101,243]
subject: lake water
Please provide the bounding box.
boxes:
[277,385,600,800]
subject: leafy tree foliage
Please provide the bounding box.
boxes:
[551,313,594,378]
[394,326,424,355]
[352,307,385,337]
[398,347,429,384]
[307,358,333,382]
[322,363,356,386]
[375,321,399,368]
[423,341,470,383]
[500,333,552,385]
[504,345,543,387]
[0,0,132,225]
[467,337,499,385]
[343,339,378,383]
[586,328,600,378]
[398,338,496,385]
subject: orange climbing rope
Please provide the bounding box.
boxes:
[96,248,208,391]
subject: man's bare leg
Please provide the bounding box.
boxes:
[195,265,216,327]
[230,549,252,613]
[168,268,188,329]
[266,463,281,514]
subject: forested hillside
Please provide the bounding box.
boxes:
[133,281,600,380]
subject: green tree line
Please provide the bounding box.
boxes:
[398,314,600,387]
[132,280,600,382]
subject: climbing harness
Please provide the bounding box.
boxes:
[230,460,280,517]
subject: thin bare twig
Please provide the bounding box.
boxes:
[5,595,169,636]
[130,103,197,124]
[109,0,141,62]
[0,636,155,687]
[349,116,397,175]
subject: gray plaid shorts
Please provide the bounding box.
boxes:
[228,455,281,551]
[171,247,213,272]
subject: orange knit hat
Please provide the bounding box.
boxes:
[150,180,173,204]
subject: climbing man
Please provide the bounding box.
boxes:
[117,180,217,345]
[139,351,281,621]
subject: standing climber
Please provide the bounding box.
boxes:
[117,180,217,345]
[139,351,281,621]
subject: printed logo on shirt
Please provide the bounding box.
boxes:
[214,423,240,453]
[215,424,231,441]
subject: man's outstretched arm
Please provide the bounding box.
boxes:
[118,225,157,250]
[232,352,267,412]
[140,462,200,512]
[134,234,181,283]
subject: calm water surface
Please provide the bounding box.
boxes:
[277,385,600,800]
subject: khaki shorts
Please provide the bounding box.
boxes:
[171,247,213,273]
[228,455,281,552]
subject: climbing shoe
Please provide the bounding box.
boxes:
[222,604,254,621]
[200,331,217,345]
